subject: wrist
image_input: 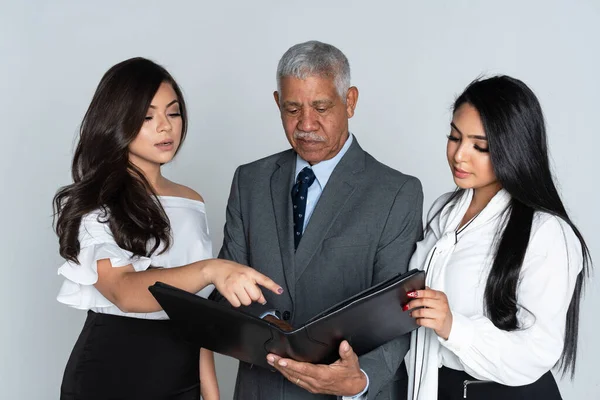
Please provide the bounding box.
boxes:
[341,369,369,398]
[440,311,453,340]
[356,373,367,394]
[198,258,216,285]
[348,370,367,396]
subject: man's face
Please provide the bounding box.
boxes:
[274,75,358,165]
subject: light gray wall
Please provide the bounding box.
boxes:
[2,1,598,399]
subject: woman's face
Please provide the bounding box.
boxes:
[447,103,500,195]
[128,82,182,170]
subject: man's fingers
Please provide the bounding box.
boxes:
[272,362,293,380]
[281,369,316,392]
[276,358,320,380]
[338,340,357,362]
[270,358,307,386]
[271,361,320,392]
[292,375,319,393]
[266,353,280,364]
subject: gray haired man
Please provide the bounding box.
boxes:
[218,40,423,399]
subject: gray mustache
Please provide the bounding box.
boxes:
[294,131,326,142]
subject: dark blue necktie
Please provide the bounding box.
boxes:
[291,167,316,250]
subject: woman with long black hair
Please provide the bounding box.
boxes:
[54,57,282,400]
[404,76,591,399]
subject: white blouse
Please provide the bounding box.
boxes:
[405,189,583,400]
[57,196,214,320]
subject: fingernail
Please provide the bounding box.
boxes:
[267,355,274,363]
[278,360,287,367]
[261,300,267,305]
[402,304,409,311]
[407,291,417,298]
[409,311,412,317]
[277,288,284,294]
[343,342,350,352]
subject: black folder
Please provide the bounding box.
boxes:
[149,269,425,369]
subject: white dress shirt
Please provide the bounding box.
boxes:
[57,196,214,319]
[405,189,583,400]
[294,133,353,232]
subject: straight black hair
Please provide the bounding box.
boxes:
[434,75,590,378]
[53,57,188,263]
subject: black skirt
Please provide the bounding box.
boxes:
[61,310,200,400]
[438,366,562,400]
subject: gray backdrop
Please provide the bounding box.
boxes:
[2,1,598,399]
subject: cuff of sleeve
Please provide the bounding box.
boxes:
[258,310,280,319]
[438,312,474,353]
[341,369,369,399]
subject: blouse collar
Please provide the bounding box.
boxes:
[435,188,512,237]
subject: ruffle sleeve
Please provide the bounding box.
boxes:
[56,212,151,310]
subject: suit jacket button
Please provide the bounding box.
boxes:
[282,311,291,320]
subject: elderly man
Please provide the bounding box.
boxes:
[218,40,423,399]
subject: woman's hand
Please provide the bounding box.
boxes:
[405,287,453,340]
[204,259,283,307]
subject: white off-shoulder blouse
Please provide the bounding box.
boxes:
[57,196,214,320]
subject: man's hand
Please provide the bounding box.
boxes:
[266,340,367,396]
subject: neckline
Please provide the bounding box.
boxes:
[157,195,206,207]
[455,210,481,234]
[442,188,511,236]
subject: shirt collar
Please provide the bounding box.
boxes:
[294,133,354,189]
[436,188,512,235]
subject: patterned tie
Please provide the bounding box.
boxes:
[291,167,316,250]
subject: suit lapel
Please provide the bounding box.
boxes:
[270,151,297,301]
[294,139,366,280]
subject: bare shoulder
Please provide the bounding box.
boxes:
[163,180,205,203]
[177,184,205,203]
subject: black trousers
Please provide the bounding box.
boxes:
[438,366,562,400]
[61,311,200,400]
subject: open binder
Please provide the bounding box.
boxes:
[149,269,425,369]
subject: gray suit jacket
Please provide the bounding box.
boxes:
[218,138,423,400]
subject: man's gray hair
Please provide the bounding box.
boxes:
[276,40,351,102]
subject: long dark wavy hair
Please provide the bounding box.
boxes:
[53,57,188,263]
[432,76,591,378]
